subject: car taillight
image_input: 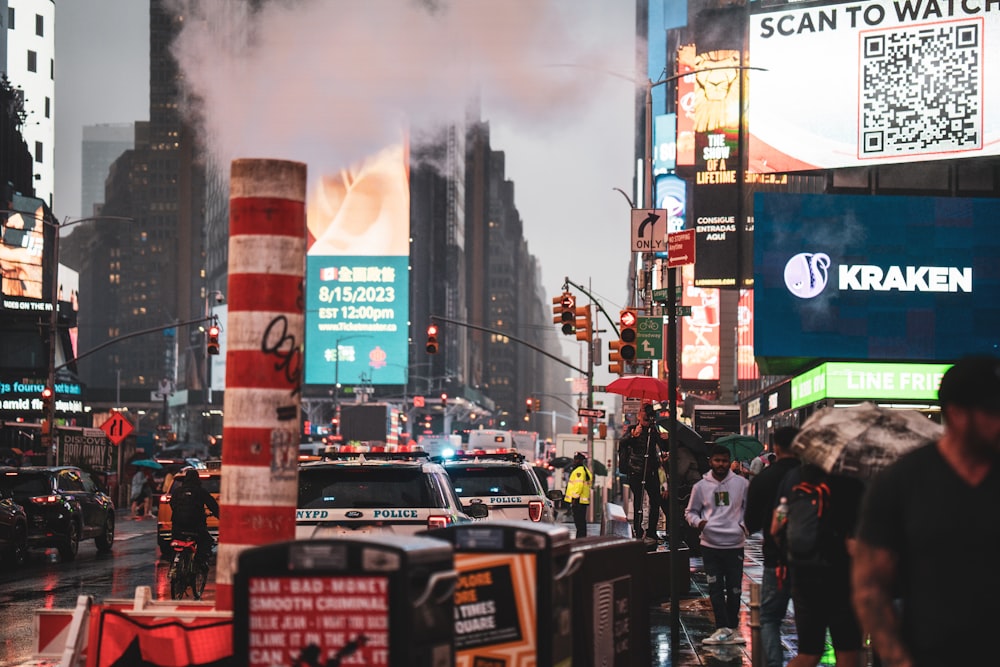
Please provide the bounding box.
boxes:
[528,500,543,522]
[427,516,450,530]
[30,495,60,505]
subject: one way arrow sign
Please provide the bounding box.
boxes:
[631,209,668,252]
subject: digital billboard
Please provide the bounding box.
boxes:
[680,264,720,381]
[689,6,754,288]
[305,144,410,386]
[790,361,952,408]
[754,193,1000,372]
[1,196,47,301]
[748,0,1000,172]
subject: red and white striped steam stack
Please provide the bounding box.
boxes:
[216,158,307,610]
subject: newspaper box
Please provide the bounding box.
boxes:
[233,535,456,667]
[426,520,581,667]
[568,535,651,666]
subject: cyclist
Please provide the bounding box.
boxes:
[169,468,220,572]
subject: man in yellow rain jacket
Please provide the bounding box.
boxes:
[564,452,593,538]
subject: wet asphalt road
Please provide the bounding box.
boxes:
[0,509,201,667]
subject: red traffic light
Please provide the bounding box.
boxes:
[620,310,637,328]
[207,325,221,355]
[40,386,54,401]
[426,324,439,354]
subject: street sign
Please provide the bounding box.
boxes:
[99,412,134,446]
[636,316,664,360]
[667,229,696,267]
[578,407,606,419]
[631,209,668,252]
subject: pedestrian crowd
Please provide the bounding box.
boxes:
[614,354,1000,665]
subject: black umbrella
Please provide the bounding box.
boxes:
[550,456,572,469]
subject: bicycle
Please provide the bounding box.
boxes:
[168,532,209,600]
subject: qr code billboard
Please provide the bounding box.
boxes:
[860,19,982,159]
[748,1,1000,171]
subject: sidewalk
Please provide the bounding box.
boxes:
[647,535,799,666]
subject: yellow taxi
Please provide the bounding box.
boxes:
[156,461,220,559]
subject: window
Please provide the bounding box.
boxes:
[44,97,50,118]
[34,141,42,163]
[27,50,37,72]
[7,7,14,29]
[35,14,43,36]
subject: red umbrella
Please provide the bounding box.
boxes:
[605,375,675,402]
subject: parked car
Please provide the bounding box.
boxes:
[156,462,221,559]
[297,450,482,538]
[0,466,115,561]
[439,450,562,523]
[0,485,28,566]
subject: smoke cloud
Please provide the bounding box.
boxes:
[165,0,629,175]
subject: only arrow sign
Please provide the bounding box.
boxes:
[631,209,668,252]
[637,211,660,238]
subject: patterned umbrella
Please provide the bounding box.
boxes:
[792,402,942,481]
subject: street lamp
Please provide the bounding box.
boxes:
[642,65,763,658]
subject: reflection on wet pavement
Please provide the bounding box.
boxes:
[647,536,803,667]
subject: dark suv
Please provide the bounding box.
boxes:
[0,466,115,561]
[0,485,27,566]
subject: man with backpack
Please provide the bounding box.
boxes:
[773,462,866,667]
[744,426,801,667]
[169,468,220,572]
[685,444,750,645]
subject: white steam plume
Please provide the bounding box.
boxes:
[166,0,631,174]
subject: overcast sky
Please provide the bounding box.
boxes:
[53,1,636,380]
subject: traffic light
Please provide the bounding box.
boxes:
[552,292,576,336]
[525,397,533,415]
[574,305,592,342]
[206,325,220,355]
[608,340,624,374]
[440,393,448,407]
[426,323,439,354]
[40,386,54,410]
[619,309,638,362]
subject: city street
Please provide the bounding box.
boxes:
[0,507,819,667]
[0,509,207,667]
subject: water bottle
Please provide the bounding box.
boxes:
[776,496,789,524]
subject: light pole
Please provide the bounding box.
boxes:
[330,334,371,436]
[1,210,132,465]
[642,65,763,659]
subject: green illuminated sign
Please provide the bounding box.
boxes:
[791,362,952,408]
[791,365,827,408]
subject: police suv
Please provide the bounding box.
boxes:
[438,450,562,523]
[296,449,483,538]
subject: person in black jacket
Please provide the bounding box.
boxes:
[169,468,220,571]
[618,403,668,543]
[744,426,801,667]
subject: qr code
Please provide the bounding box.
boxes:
[859,20,981,158]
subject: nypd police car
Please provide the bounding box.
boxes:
[296,449,483,538]
[438,450,562,523]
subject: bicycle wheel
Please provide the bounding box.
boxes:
[193,563,208,600]
[170,553,192,600]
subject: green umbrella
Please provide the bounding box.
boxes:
[714,434,765,462]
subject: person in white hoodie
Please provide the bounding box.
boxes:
[685,443,750,646]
